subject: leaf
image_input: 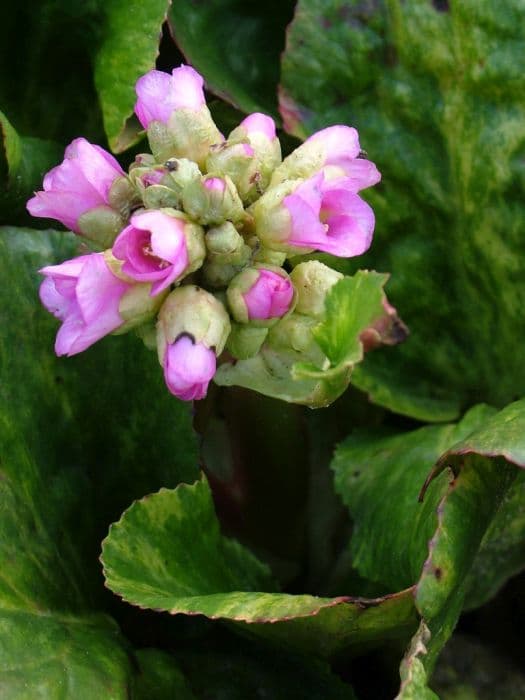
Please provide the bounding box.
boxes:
[176,645,358,700]
[0,611,132,699]
[0,227,199,693]
[0,110,61,221]
[333,398,525,689]
[396,622,439,700]
[313,271,388,366]
[168,0,296,117]
[94,0,171,153]
[102,477,419,658]
[215,271,389,407]
[280,0,525,419]
[133,650,195,699]
[0,2,104,145]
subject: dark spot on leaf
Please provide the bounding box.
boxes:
[432,0,449,11]
[55,375,63,385]
[434,567,443,580]
[353,470,361,478]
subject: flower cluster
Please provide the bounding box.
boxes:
[27,65,381,402]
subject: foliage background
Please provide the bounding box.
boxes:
[1,1,525,698]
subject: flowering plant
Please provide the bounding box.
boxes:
[3,3,525,697]
[27,64,399,406]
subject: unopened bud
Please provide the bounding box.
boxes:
[156,285,231,356]
[77,206,125,249]
[227,265,295,327]
[226,323,268,359]
[182,175,243,226]
[205,222,251,265]
[289,261,343,318]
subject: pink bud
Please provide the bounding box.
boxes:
[39,253,130,356]
[134,65,205,129]
[282,172,375,257]
[112,211,189,296]
[243,269,294,320]
[26,138,124,232]
[240,113,277,141]
[163,335,216,401]
[203,177,226,192]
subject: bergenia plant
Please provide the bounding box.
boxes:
[27,64,401,408]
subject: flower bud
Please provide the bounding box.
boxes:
[135,66,223,167]
[266,314,329,369]
[229,113,281,199]
[157,285,230,355]
[39,252,162,356]
[227,265,295,327]
[226,323,268,359]
[182,175,244,226]
[112,209,205,296]
[205,222,251,265]
[271,125,380,190]
[252,172,375,258]
[156,286,231,400]
[289,261,343,318]
[27,137,126,247]
[201,261,242,289]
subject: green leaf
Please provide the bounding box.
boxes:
[0,227,199,693]
[0,110,61,221]
[102,477,419,658]
[168,0,296,117]
[133,650,196,699]
[0,2,104,145]
[313,271,388,366]
[280,0,525,419]
[94,0,170,152]
[176,645,357,699]
[396,623,439,700]
[0,611,132,700]
[333,399,525,689]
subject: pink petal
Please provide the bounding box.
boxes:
[39,277,75,320]
[75,254,127,326]
[240,113,276,140]
[64,138,124,200]
[169,65,205,111]
[321,212,374,257]
[284,192,326,249]
[163,336,216,401]
[135,70,176,127]
[306,125,361,174]
[27,190,100,231]
[327,161,381,193]
[244,270,293,320]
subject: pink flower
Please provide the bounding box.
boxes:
[39,253,130,356]
[243,269,294,320]
[134,65,205,128]
[26,138,124,232]
[163,335,216,401]
[282,172,375,257]
[112,210,190,296]
[240,113,277,142]
[273,124,380,189]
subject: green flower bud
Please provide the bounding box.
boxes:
[156,285,231,360]
[77,206,125,249]
[226,323,268,359]
[108,176,140,219]
[266,313,327,368]
[205,222,251,265]
[182,175,244,226]
[201,260,241,289]
[141,185,181,210]
[147,108,223,169]
[206,141,258,203]
[117,283,168,334]
[289,261,344,318]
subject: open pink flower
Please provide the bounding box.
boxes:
[163,335,216,401]
[281,172,375,257]
[243,269,294,320]
[39,253,130,356]
[26,138,124,232]
[134,65,205,128]
[112,210,190,296]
